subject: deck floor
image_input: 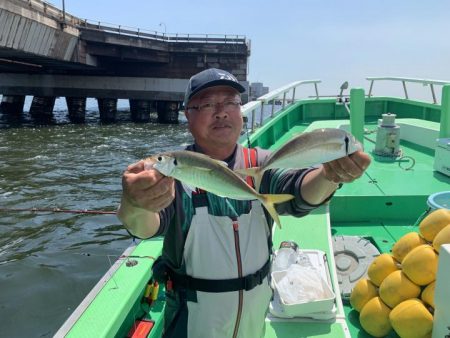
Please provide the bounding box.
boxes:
[264,119,448,338]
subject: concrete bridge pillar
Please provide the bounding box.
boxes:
[0,95,25,116]
[97,98,117,122]
[29,96,56,120]
[157,100,180,124]
[66,97,86,123]
[130,99,152,122]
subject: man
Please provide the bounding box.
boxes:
[118,68,371,338]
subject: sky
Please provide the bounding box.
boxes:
[51,0,450,101]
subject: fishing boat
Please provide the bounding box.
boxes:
[55,76,450,338]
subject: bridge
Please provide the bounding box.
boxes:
[0,0,250,123]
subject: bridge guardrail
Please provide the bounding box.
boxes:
[79,20,247,44]
[19,0,247,44]
[21,0,80,26]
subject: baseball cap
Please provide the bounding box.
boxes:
[184,68,246,107]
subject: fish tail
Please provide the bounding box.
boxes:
[260,193,295,229]
[235,167,264,192]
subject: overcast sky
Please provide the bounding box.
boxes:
[54,0,450,101]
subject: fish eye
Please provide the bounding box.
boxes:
[173,158,178,166]
[157,156,162,162]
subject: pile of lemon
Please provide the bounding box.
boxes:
[350,208,450,338]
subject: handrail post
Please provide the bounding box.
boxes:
[292,87,296,102]
[251,109,256,132]
[271,100,275,117]
[402,81,409,99]
[260,102,265,126]
[430,84,437,104]
[314,83,319,99]
[440,85,450,138]
[350,88,365,145]
[282,92,286,108]
[368,80,374,97]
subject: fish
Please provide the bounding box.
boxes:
[144,150,294,228]
[236,128,363,189]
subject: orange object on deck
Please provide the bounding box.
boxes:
[126,319,154,338]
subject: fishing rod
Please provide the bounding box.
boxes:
[0,207,117,215]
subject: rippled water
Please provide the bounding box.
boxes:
[0,95,278,337]
[0,99,193,337]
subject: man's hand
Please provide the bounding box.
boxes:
[321,150,371,184]
[122,160,175,212]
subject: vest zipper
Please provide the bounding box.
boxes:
[232,218,243,338]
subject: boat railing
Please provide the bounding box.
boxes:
[242,80,321,132]
[367,76,450,104]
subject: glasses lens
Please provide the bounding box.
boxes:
[199,101,241,113]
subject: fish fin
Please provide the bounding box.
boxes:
[235,167,259,177]
[234,167,264,191]
[213,159,228,167]
[254,172,263,193]
[260,193,295,229]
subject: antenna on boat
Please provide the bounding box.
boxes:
[339,81,349,99]
[337,81,351,115]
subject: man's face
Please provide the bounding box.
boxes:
[185,85,243,149]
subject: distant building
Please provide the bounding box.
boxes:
[249,82,269,100]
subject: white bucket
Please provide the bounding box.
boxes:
[427,191,450,210]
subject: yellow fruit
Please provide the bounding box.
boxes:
[402,245,438,286]
[419,208,450,241]
[392,232,427,262]
[350,278,378,312]
[432,223,450,253]
[367,253,400,286]
[389,299,433,338]
[360,297,392,337]
[421,281,435,308]
[379,270,421,308]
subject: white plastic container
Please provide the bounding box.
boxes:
[434,138,450,177]
[269,250,336,319]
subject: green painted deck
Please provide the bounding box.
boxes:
[60,95,450,338]
[64,239,165,338]
[259,115,449,338]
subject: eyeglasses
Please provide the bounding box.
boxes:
[187,100,242,114]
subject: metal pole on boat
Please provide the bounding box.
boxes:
[251,109,256,132]
[350,88,365,145]
[260,102,265,126]
[440,85,450,138]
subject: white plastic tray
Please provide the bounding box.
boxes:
[269,249,336,319]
